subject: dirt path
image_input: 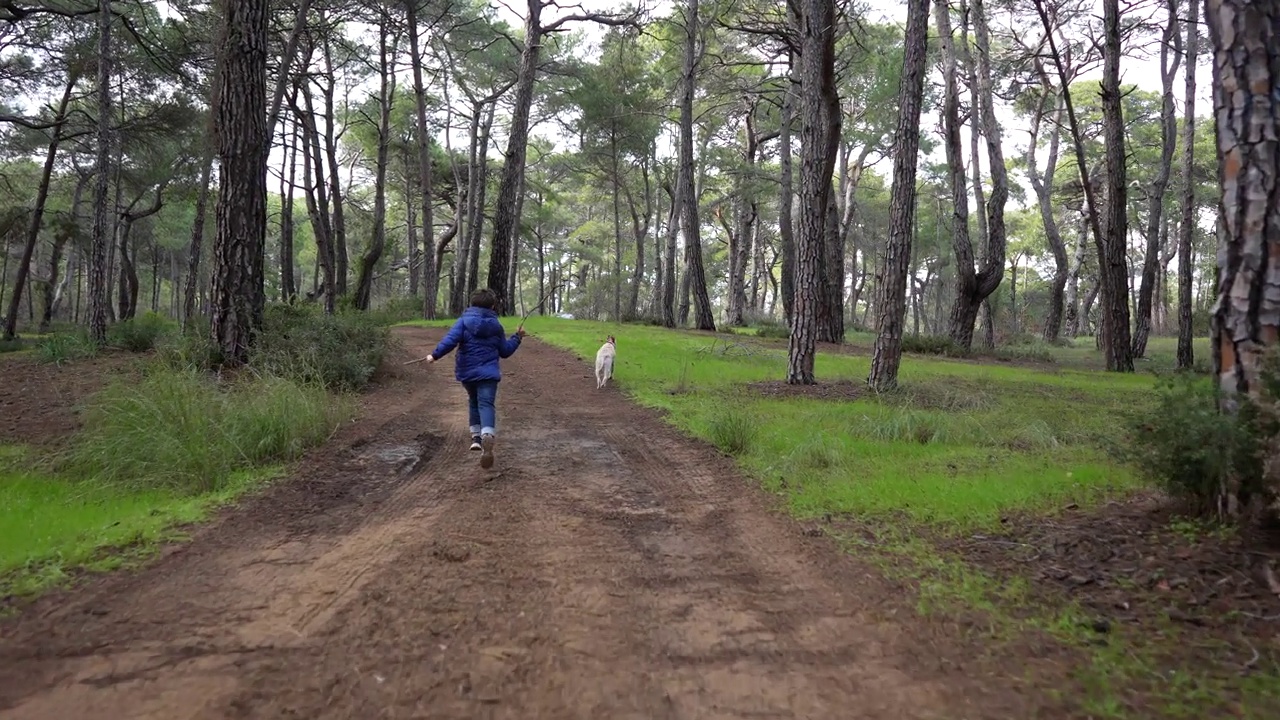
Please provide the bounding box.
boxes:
[0,327,1047,719]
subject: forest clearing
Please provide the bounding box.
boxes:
[4,0,1280,716]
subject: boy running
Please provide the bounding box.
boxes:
[424,288,524,468]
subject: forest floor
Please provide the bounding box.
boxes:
[0,323,1276,718]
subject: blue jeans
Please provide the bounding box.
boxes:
[463,380,498,437]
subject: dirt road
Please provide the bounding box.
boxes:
[0,327,1044,719]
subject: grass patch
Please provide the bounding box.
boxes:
[60,369,349,493]
[0,445,281,599]
[254,304,393,391]
[35,330,99,365]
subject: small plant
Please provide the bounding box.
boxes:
[35,331,98,365]
[153,329,220,372]
[753,321,790,340]
[860,408,955,445]
[108,312,176,352]
[706,405,759,456]
[1117,374,1260,515]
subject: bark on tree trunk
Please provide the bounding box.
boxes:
[485,0,544,309]
[1176,0,1199,370]
[679,0,715,331]
[779,57,796,325]
[788,0,840,383]
[1132,0,1182,358]
[944,0,1007,350]
[88,0,113,345]
[868,0,929,390]
[1097,0,1134,371]
[184,150,214,327]
[661,176,682,327]
[209,0,268,365]
[279,100,298,303]
[321,33,347,299]
[407,0,438,319]
[3,71,76,340]
[355,14,395,310]
[1027,84,1068,343]
[1207,0,1280,421]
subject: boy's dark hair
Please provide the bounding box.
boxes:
[470,288,499,310]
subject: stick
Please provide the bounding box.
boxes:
[403,355,431,365]
[518,282,563,326]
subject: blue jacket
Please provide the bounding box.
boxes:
[431,306,522,383]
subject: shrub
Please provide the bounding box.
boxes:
[108,312,176,352]
[706,405,760,456]
[153,329,220,372]
[0,337,26,354]
[253,303,392,391]
[365,296,424,327]
[752,320,790,340]
[61,369,348,493]
[900,335,968,358]
[35,331,98,365]
[988,339,1056,364]
[1117,375,1260,515]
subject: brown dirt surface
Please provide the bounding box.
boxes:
[0,327,1075,719]
[0,352,137,448]
[942,493,1280,695]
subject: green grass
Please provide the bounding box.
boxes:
[0,447,280,599]
[400,315,1266,716]
[410,316,1148,529]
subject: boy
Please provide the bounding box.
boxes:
[424,288,525,469]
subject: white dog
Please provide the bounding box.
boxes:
[594,335,616,389]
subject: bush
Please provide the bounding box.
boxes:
[108,312,176,352]
[752,320,790,340]
[35,331,98,365]
[253,303,392,391]
[153,329,220,372]
[365,296,424,327]
[0,337,27,354]
[988,339,1057,364]
[706,406,760,456]
[900,335,968,358]
[1118,375,1261,515]
[61,369,348,493]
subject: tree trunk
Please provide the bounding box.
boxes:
[88,0,113,345]
[184,150,214,327]
[321,33,347,299]
[868,0,929,390]
[1064,219,1088,337]
[1207,0,1280,407]
[779,56,796,325]
[679,0,715,331]
[1097,0,1134,370]
[3,71,76,340]
[1176,0,1198,370]
[279,92,298,304]
[945,0,1007,350]
[661,177,682,327]
[1034,0,1131,370]
[1132,0,1182,358]
[42,175,87,332]
[485,0,544,308]
[726,105,759,327]
[1027,84,1068,343]
[209,0,268,365]
[354,14,395,310]
[295,80,337,312]
[407,0,438,319]
[467,102,495,298]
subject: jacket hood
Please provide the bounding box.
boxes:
[461,306,501,338]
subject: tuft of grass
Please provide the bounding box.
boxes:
[60,369,350,493]
[706,404,760,456]
[0,337,28,353]
[35,331,99,365]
